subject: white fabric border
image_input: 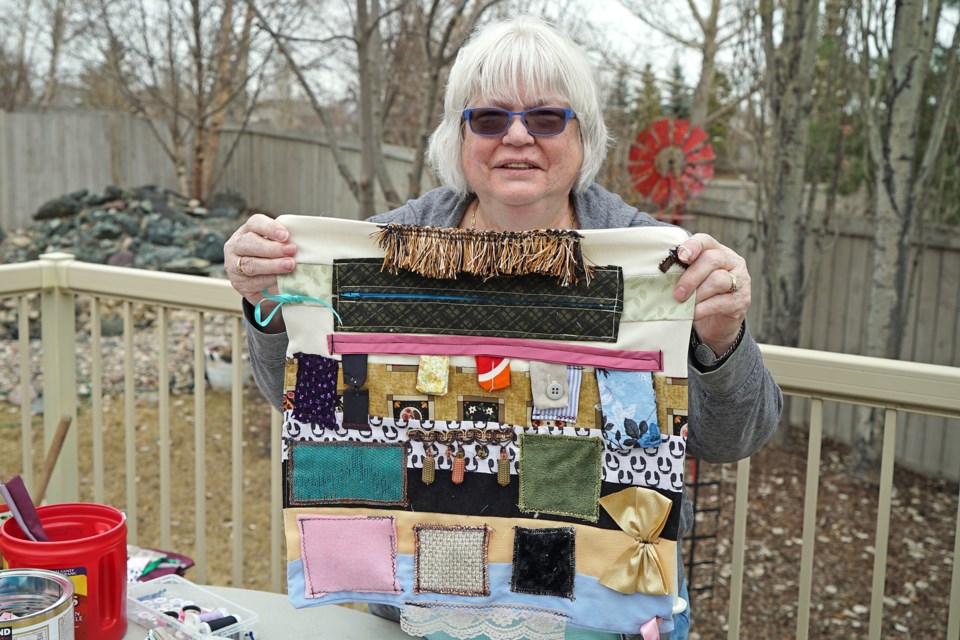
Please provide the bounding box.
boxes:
[276,216,694,378]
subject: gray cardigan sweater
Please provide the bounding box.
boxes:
[244,184,783,540]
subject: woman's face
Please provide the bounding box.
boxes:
[460,94,583,212]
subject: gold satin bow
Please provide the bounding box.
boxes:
[598,487,673,595]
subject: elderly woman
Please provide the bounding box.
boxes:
[226,16,781,640]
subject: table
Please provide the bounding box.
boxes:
[123,586,414,639]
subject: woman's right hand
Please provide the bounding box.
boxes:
[224,213,297,333]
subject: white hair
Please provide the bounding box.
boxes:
[426,16,610,194]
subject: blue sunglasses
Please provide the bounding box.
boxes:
[462,107,577,137]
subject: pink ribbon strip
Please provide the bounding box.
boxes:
[328,333,662,371]
[640,616,661,640]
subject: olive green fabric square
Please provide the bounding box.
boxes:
[518,434,603,522]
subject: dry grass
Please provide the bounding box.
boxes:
[0,386,278,591]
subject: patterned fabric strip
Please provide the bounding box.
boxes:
[281,415,686,493]
[596,370,659,449]
[328,334,662,371]
[416,355,450,395]
[531,366,583,423]
[333,258,623,342]
[621,273,695,322]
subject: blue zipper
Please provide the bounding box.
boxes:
[338,291,616,309]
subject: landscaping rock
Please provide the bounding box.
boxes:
[35,194,84,220]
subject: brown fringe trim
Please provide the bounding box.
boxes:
[373,224,593,286]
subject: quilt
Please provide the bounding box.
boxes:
[271,216,694,639]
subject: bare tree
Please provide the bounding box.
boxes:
[39,0,78,106]
[618,0,742,127]
[251,0,504,216]
[404,0,506,198]
[853,0,959,473]
[0,0,87,109]
[94,0,270,198]
[248,0,367,211]
[753,0,821,347]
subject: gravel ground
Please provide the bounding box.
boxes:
[0,310,956,639]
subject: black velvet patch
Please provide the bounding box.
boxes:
[342,389,369,427]
[511,526,576,598]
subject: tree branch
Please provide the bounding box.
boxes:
[246,0,361,200]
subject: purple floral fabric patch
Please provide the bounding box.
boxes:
[293,352,339,427]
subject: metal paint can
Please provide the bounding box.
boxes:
[0,569,75,640]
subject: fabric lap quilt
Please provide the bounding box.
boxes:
[274,216,693,638]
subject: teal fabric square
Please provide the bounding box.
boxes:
[288,441,407,506]
[518,434,603,522]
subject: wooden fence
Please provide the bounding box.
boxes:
[1,108,957,481]
[691,191,960,481]
[0,108,430,228]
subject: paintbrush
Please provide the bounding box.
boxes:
[0,474,48,542]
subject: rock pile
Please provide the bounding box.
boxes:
[0,185,250,340]
[0,185,248,275]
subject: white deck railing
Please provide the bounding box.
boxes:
[1,253,958,640]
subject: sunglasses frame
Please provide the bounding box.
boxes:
[462,107,577,137]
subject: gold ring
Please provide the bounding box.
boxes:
[236,256,249,278]
[728,271,740,293]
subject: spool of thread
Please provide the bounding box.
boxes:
[182,611,201,629]
[199,608,230,622]
[182,604,202,613]
[201,615,239,633]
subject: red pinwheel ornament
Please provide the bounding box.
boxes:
[628,118,715,223]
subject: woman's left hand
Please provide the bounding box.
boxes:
[673,233,750,356]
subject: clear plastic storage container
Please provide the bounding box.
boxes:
[127,575,258,639]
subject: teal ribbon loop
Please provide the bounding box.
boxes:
[254,290,342,327]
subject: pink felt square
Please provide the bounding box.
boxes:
[298,515,401,598]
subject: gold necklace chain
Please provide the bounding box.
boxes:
[470,199,577,230]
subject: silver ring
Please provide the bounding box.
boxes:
[728,271,740,293]
[236,256,249,278]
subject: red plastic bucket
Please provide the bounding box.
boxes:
[0,503,9,566]
[0,503,127,640]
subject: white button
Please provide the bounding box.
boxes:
[546,382,564,400]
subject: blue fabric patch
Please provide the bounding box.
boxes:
[286,557,675,635]
[596,370,659,450]
[288,441,408,506]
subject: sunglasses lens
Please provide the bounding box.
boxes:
[469,109,511,135]
[465,107,573,136]
[524,108,568,135]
